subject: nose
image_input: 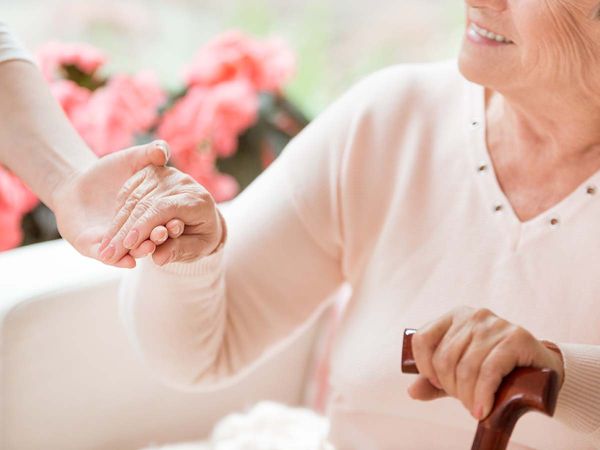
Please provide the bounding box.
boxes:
[465,0,506,12]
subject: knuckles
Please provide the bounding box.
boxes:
[119,165,217,218]
[432,350,453,376]
[478,360,502,381]
[504,325,533,346]
[409,306,539,421]
[456,360,478,383]
[413,307,524,406]
[470,307,494,322]
[115,163,222,265]
[412,330,433,353]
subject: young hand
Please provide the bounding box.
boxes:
[51,141,170,268]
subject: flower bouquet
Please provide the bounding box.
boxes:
[0,31,309,251]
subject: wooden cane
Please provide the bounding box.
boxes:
[401,329,560,450]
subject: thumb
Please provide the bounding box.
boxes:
[117,140,170,173]
[407,375,447,401]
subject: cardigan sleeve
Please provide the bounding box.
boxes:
[554,344,600,447]
[117,72,386,390]
[0,22,34,65]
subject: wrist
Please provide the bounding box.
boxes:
[541,340,565,388]
[47,148,96,212]
[208,209,227,255]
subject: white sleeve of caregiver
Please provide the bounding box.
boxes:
[0,21,34,64]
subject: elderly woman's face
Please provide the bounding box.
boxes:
[459,0,600,96]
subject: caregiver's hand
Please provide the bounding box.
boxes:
[100,164,225,267]
[408,306,565,421]
[51,141,170,268]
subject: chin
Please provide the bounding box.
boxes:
[457,24,528,93]
[458,45,505,90]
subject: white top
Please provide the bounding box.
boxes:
[0,22,33,65]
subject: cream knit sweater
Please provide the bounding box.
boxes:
[121,61,599,449]
[1,18,597,449]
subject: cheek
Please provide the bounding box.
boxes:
[517,1,599,83]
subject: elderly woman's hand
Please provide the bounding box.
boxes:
[99,165,225,266]
[408,306,565,421]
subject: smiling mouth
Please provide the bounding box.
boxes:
[469,22,514,44]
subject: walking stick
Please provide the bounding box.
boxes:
[401,329,560,450]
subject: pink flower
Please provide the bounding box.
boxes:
[158,79,258,159]
[204,171,239,203]
[71,72,165,155]
[209,80,260,156]
[185,30,295,93]
[0,167,38,251]
[50,79,92,118]
[173,150,239,202]
[37,41,106,81]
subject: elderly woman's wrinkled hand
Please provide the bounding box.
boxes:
[99,164,225,267]
[408,306,565,421]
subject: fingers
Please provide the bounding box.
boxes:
[120,192,213,252]
[99,169,149,253]
[127,220,185,261]
[407,375,447,401]
[431,323,473,398]
[119,140,170,173]
[150,226,169,246]
[454,331,503,417]
[98,141,170,255]
[410,307,542,422]
[472,343,517,420]
[113,254,136,269]
[166,219,185,238]
[129,239,156,259]
[148,219,185,246]
[102,180,180,264]
[151,235,214,266]
[472,327,534,420]
[412,311,455,389]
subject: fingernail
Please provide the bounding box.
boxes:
[155,140,170,162]
[100,244,115,261]
[473,404,484,421]
[172,224,182,235]
[124,230,139,249]
[159,228,168,240]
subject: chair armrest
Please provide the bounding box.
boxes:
[0,240,322,450]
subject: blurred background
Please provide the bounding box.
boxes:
[0,0,466,251]
[2,0,464,116]
[0,0,465,250]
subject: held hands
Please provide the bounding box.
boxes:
[408,306,565,421]
[51,141,171,268]
[99,164,225,267]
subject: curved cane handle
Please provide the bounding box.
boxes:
[402,328,560,450]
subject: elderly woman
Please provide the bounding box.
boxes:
[107,0,600,448]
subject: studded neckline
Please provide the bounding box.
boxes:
[466,81,600,247]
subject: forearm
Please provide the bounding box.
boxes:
[120,249,228,387]
[0,59,96,210]
[120,167,345,390]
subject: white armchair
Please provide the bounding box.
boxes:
[0,240,327,450]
